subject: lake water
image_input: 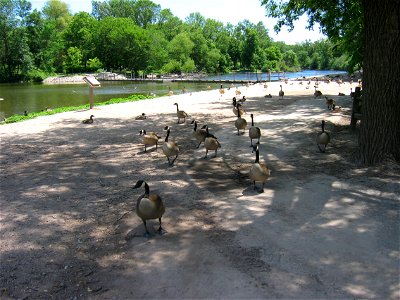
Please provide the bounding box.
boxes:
[0,70,346,118]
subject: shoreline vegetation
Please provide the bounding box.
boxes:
[1,94,153,124]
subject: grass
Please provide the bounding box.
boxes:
[1,94,154,124]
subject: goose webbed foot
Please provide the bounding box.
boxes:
[157,226,166,235]
[317,144,326,153]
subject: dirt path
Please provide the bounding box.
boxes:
[0,82,399,299]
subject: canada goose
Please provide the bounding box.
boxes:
[314,86,322,98]
[279,85,284,99]
[317,120,330,153]
[325,96,336,110]
[219,84,225,96]
[338,92,345,96]
[238,95,247,103]
[249,114,261,147]
[139,129,160,152]
[168,86,174,97]
[203,125,221,158]
[162,126,180,165]
[234,103,247,135]
[235,88,242,96]
[24,110,28,116]
[264,94,272,98]
[249,144,270,193]
[191,120,207,148]
[173,103,188,124]
[132,180,165,237]
[82,115,94,124]
[135,113,147,120]
[232,100,245,117]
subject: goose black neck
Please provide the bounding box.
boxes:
[237,104,241,118]
[251,114,254,126]
[194,121,197,131]
[165,129,170,142]
[255,147,260,163]
[144,182,149,196]
[205,126,210,137]
[321,121,325,133]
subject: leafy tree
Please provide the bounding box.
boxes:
[242,28,258,70]
[155,8,183,41]
[282,50,299,69]
[92,17,151,73]
[42,0,71,30]
[63,12,96,69]
[167,32,194,73]
[261,0,400,164]
[64,46,82,72]
[0,0,33,81]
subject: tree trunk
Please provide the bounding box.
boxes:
[359,0,400,164]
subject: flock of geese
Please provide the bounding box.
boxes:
[81,81,338,237]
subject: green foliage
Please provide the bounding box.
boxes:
[261,0,363,72]
[1,0,353,83]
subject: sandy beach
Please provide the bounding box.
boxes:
[0,80,399,299]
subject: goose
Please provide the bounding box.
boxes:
[314,86,323,98]
[249,144,270,193]
[249,114,261,147]
[24,110,28,116]
[132,180,165,237]
[264,94,272,98]
[139,129,160,152]
[82,115,94,124]
[162,126,180,165]
[191,120,207,148]
[317,120,330,153]
[203,125,221,158]
[235,88,242,96]
[325,96,336,110]
[234,103,247,135]
[135,113,147,120]
[168,86,174,97]
[232,100,245,117]
[173,103,188,124]
[238,95,247,103]
[219,84,225,96]
[279,85,284,99]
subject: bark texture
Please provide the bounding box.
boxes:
[360,0,400,164]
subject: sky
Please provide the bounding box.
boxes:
[30,0,325,45]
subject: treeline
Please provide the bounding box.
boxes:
[0,0,350,82]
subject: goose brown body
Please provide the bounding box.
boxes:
[249,145,270,192]
[82,115,94,124]
[191,120,207,148]
[249,114,261,146]
[133,180,165,236]
[317,120,330,153]
[139,130,160,152]
[203,125,221,158]
[279,85,284,99]
[232,98,245,116]
[174,103,188,124]
[234,104,247,135]
[135,113,147,120]
[162,126,180,165]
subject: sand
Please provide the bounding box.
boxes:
[0,80,399,299]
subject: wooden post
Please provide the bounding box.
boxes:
[89,86,94,109]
